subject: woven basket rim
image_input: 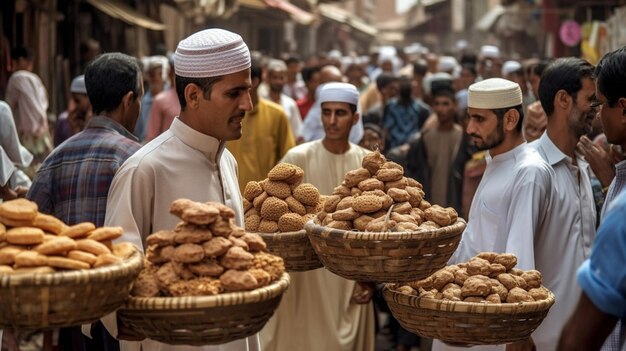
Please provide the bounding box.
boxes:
[383,285,555,314]
[123,272,290,310]
[305,218,466,240]
[255,229,306,240]
[0,250,143,287]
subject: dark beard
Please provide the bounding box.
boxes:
[473,118,505,151]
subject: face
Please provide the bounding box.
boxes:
[359,129,384,152]
[321,102,358,141]
[306,72,321,94]
[568,78,597,138]
[286,62,300,78]
[466,107,504,151]
[433,96,456,124]
[381,81,399,101]
[596,89,625,146]
[268,69,286,93]
[196,69,253,140]
[72,93,91,113]
[460,68,475,89]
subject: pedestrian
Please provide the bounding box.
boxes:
[262,59,303,137]
[145,55,180,142]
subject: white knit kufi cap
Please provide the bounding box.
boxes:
[468,78,522,109]
[70,75,87,94]
[318,82,359,106]
[174,28,251,78]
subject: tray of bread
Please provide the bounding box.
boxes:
[0,198,143,330]
[383,252,555,345]
[117,199,290,345]
[243,163,323,271]
[305,150,466,283]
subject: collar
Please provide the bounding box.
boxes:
[169,117,225,163]
[487,142,527,164]
[616,159,626,173]
[86,116,138,142]
[537,131,567,166]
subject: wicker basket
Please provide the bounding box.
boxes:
[117,273,290,346]
[257,230,322,272]
[383,285,555,345]
[0,250,143,330]
[304,219,465,283]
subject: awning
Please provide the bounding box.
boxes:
[86,0,166,31]
[238,0,315,25]
[475,4,505,31]
[318,3,378,37]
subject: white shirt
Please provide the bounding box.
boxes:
[435,143,556,351]
[276,94,302,138]
[299,84,364,144]
[5,70,49,137]
[528,132,596,351]
[103,117,258,351]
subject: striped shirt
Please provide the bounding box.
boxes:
[28,116,140,226]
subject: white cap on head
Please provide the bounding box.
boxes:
[174,28,251,78]
[437,56,458,73]
[480,45,500,59]
[267,59,287,73]
[318,82,359,107]
[468,78,522,109]
[501,60,522,77]
[70,75,87,94]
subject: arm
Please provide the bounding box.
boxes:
[557,293,617,351]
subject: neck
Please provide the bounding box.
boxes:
[101,111,126,131]
[437,117,455,131]
[489,132,524,158]
[269,90,281,103]
[546,117,578,159]
[322,138,350,154]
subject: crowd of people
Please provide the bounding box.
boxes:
[0,26,625,351]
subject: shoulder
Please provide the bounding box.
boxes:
[515,146,554,181]
[260,99,285,113]
[350,143,371,157]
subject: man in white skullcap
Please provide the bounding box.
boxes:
[54,74,94,146]
[104,28,256,351]
[261,59,303,137]
[261,82,375,351]
[433,78,557,351]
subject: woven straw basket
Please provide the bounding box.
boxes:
[304,219,465,283]
[383,285,556,345]
[257,230,322,272]
[0,250,143,330]
[117,273,290,346]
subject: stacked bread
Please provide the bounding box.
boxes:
[132,199,285,297]
[243,163,322,233]
[394,252,551,303]
[316,150,458,232]
[0,199,135,275]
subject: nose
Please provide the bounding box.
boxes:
[240,92,253,112]
[466,119,477,135]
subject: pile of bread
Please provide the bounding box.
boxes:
[316,150,458,232]
[243,163,322,233]
[132,199,285,297]
[394,252,551,303]
[0,199,135,274]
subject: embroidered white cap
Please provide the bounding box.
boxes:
[318,82,359,106]
[174,28,251,78]
[468,78,522,109]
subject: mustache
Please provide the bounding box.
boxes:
[468,133,482,140]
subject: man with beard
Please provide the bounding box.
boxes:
[263,59,302,138]
[527,57,597,351]
[434,78,556,351]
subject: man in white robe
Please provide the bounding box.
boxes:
[260,82,375,351]
[434,78,556,351]
[103,28,257,351]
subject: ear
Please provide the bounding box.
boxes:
[503,108,520,132]
[555,89,572,111]
[618,97,626,118]
[121,91,134,111]
[184,83,201,110]
[352,112,360,126]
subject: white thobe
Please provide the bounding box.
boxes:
[260,140,375,351]
[103,117,258,351]
[5,70,49,137]
[276,94,302,138]
[528,132,596,351]
[435,143,556,351]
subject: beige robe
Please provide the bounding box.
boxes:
[104,117,259,351]
[260,140,375,351]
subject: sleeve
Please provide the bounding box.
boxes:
[502,168,552,270]
[349,110,365,144]
[4,77,18,109]
[26,169,53,215]
[144,97,162,142]
[276,111,295,162]
[299,104,320,141]
[577,197,626,318]
[288,101,303,137]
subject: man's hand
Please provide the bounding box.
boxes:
[577,135,615,187]
[351,282,375,304]
[506,337,536,351]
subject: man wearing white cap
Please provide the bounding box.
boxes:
[54,75,93,146]
[261,82,375,351]
[105,28,257,351]
[434,78,556,351]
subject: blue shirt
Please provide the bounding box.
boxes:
[383,99,430,149]
[27,116,140,226]
[578,189,626,318]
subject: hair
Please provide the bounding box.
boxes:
[413,59,428,77]
[375,73,399,91]
[432,86,456,101]
[285,56,300,65]
[301,66,321,84]
[11,46,32,61]
[538,57,594,116]
[492,104,524,133]
[363,123,382,136]
[460,53,477,66]
[461,63,477,77]
[532,60,550,78]
[84,53,142,115]
[175,75,223,109]
[594,46,626,107]
[250,60,263,82]
[511,67,525,78]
